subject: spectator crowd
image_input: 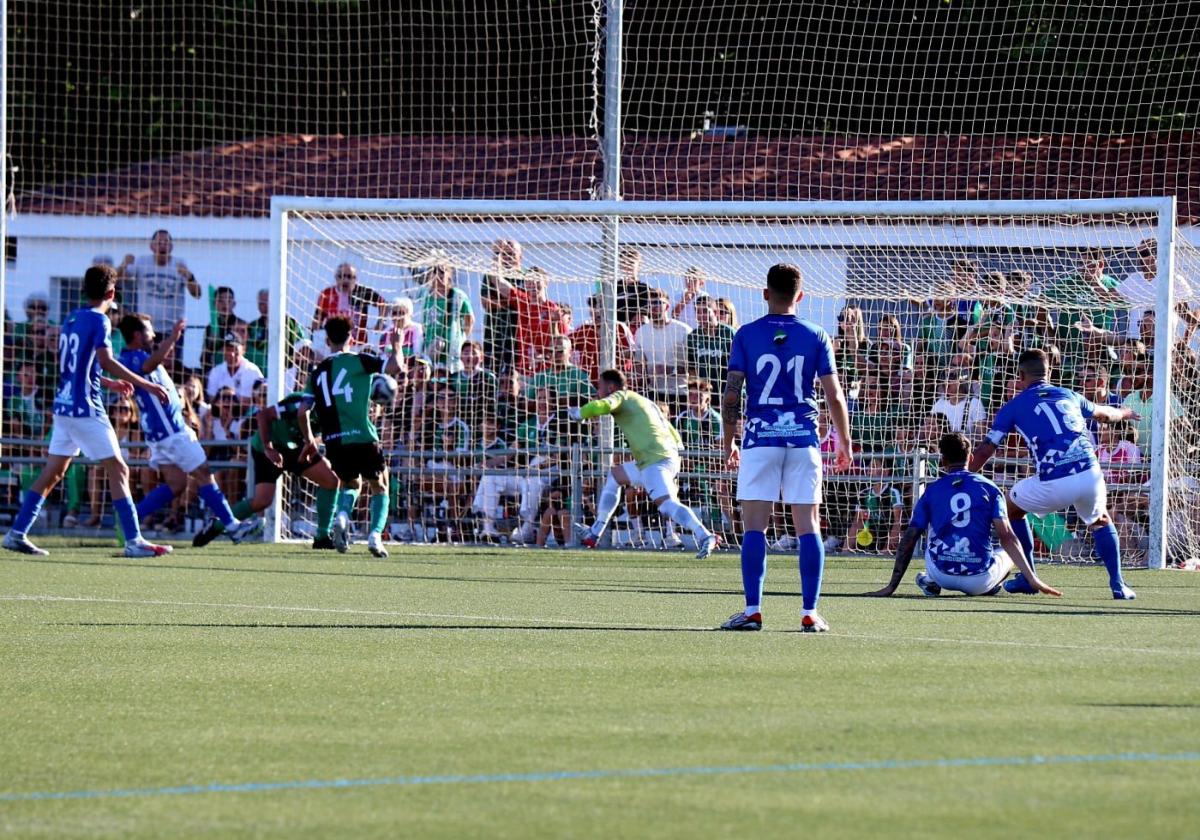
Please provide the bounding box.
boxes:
[4,232,1199,560]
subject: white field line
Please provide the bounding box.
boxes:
[2,593,1199,656]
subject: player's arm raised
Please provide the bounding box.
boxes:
[142,320,187,373]
[1092,404,1141,424]
[720,370,745,468]
[995,517,1062,597]
[97,346,169,404]
[968,439,997,472]
[819,372,852,472]
[865,525,922,597]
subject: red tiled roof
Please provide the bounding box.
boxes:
[16,132,1200,222]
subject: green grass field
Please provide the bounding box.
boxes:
[1,540,1198,839]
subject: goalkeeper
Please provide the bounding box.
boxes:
[570,369,719,559]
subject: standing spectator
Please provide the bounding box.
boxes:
[614,246,652,331]
[1077,365,1124,439]
[922,372,986,443]
[246,288,304,378]
[714,297,739,330]
[865,313,914,403]
[374,297,424,361]
[13,316,58,401]
[1043,248,1123,379]
[10,293,57,349]
[946,258,983,340]
[311,263,385,345]
[634,289,691,408]
[205,334,264,404]
[8,362,49,441]
[481,239,523,373]
[569,293,635,384]
[451,340,498,430]
[685,294,736,394]
[675,378,723,529]
[117,229,201,340]
[524,337,593,405]
[412,259,474,373]
[202,287,248,371]
[850,374,904,456]
[1117,239,1159,340]
[672,267,708,328]
[833,303,868,392]
[480,265,568,373]
[913,294,958,405]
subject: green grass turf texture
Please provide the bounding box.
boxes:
[1,539,1198,839]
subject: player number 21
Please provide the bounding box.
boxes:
[316,368,353,404]
[756,353,805,405]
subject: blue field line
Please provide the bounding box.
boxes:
[2,750,1198,804]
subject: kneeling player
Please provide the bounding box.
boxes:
[118,315,256,543]
[866,432,1060,598]
[570,369,718,559]
[193,391,341,549]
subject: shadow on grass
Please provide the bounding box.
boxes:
[1082,702,1200,709]
[56,621,717,632]
[911,606,1200,617]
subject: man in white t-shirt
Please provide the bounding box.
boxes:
[924,373,986,440]
[634,288,692,406]
[1117,237,1199,340]
[671,267,708,329]
[206,333,265,404]
[118,229,202,330]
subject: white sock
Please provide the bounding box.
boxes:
[745,606,761,616]
[659,499,709,540]
[591,474,622,537]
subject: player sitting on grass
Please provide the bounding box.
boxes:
[866,432,1061,598]
[719,263,853,633]
[192,390,342,549]
[309,315,404,557]
[3,265,172,558]
[569,368,719,559]
[969,348,1140,600]
[117,315,257,544]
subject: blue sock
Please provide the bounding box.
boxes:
[197,483,237,527]
[113,497,143,542]
[12,490,47,536]
[1011,517,1036,575]
[740,530,767,613]
[798,533,825,612]
[136,485,176,521]
[1092,522,1126,590]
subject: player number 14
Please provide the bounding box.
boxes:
[316,368,353,404]
[756,353,805,405]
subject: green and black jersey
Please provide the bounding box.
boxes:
[306,351,385,445]
[250,391,316,454]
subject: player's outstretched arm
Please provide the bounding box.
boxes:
[995,517,1062,597]
[968,440,997,472]
[98,346,169,403]
[142,320,187,373]
[864,525,922,597]
[819,373,853,471]
[1093,404,1141,424]
[100,377,133,398]
[720,370,745,468]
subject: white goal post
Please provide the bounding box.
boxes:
[269,195,1185,570]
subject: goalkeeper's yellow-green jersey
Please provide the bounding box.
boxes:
[579,389,681,468]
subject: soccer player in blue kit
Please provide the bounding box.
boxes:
[968,348,1140,599]
[866,432,1061,598]
[3,265,174,557]
[117,314,257,544]
[719,263,853,632]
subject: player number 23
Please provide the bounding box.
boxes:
[756,353,805,405]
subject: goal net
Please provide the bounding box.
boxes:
[272,198,1197,569]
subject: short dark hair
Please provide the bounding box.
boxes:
[324,315,353,346]
[215,286,235,299]
[83,264,117,302]
[1018,348,1049,379]
[766,263,802,300]
[939,432,972,465]
[599,369,626,390]
[118,313,151,344]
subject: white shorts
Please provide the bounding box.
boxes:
[737,446,822,505]
[926,549,1014,596]
[1010,465,1106,525]
[48,415,122,461]
[621,455,680,501]
[148,427,208,473]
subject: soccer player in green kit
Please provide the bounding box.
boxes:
[308,315,404,557]
[570,369,719,558]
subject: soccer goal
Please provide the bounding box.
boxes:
[269,196,1195,570]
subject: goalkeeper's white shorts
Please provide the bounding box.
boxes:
[737,445,822,505]
[620,455,680,501]
[926,550,1014,596]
